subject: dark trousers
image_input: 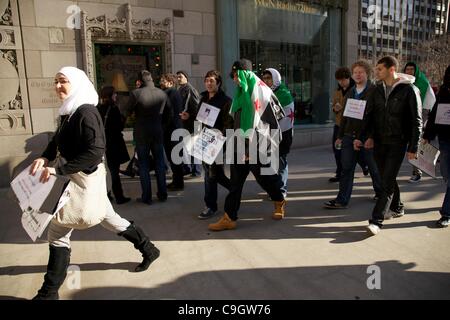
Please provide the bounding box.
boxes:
[224,162,284,220]
[203,163,231,211]
[370,143,407,227]
[332,125,342,178]
[136,143,167,202]
[164,137,184,187]
[107,160,125,200]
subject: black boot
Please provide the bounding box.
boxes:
[118,222,160,272]
[33,245,71,300]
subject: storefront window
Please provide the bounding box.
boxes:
[238,0,342,125]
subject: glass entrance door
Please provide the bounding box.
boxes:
[94,43,164,92]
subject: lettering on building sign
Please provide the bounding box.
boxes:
[255,0,323,14]
[29,80,60,106]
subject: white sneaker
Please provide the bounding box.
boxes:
[366,224,380,235]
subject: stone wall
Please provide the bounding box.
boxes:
[0,0,216,187]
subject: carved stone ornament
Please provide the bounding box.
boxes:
[81,3,173,83]
[0,0,12,26]
[0,0,27,135]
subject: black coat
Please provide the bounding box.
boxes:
[423,85,450,143]
[97,103,130,165]
[338,83,376,140]
[362,80,422,153]
[42,104,105,175]
[125,82,167,145]
[178,82,200,133]
[163,86,183,133]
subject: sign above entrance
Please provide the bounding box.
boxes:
[255,0,323,15]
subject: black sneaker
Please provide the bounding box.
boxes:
[136,198,152,205]
[363,168,369,176]
[328,176,340,183]
[167,183,184,191]
[323,200,348,209]
[198,208,217,220]
[436,217,450,228]
[116,197,131,205]
[385,208,405,219]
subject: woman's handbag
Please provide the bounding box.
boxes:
[54,162,107,229]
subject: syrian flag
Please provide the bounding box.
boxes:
[422,84,436,110]
[275,82,295,132]
[230,70,284,148]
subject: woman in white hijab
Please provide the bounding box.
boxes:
[29,67,160,300]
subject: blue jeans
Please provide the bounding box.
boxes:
[439,139,450,218]
[203,163,231,211]
[136,143,167,202]
[279,154,288,197]
[336,136,382,205]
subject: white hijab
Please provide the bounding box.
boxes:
[57,66,99,116]
[265,68,282,90]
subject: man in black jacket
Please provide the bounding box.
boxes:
[160,73,185,191]
[196,70,234,219]
[124,70,168,204]
[177,70,202,177]
[423,65,450,228]
[354,56,422,235]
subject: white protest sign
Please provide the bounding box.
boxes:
[196,102,221,127]
[343,98,367,120]
[187,127,226,165]
[435,104,450,125]
[408,141,440,178]
[10,165,70,241]
[10,165,56,211]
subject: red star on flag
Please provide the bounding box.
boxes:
[288,109,295,122]
[259,80,267,87]
[254,99,261,111]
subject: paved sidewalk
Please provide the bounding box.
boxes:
[0,145,449,300]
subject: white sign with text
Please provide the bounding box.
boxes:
[408,142,440,178]
[343,98,367,120]
[187,128,226,165]
[196,103,221,127]
[435,104,450,125]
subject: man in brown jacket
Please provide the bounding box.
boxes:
[330,67,355,182]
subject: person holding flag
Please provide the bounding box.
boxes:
[262,68,294,198]
[404,62,436,183]
[208,60,286,231]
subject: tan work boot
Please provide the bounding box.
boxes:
[272,199,286,220]
[208,213,236,231]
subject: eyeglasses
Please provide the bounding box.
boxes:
[54,79,69,85]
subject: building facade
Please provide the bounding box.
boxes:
[358,0,449,65]
[0,0,351,187]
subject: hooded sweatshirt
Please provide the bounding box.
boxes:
[362,73,422,153]
[404,62,436,110]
